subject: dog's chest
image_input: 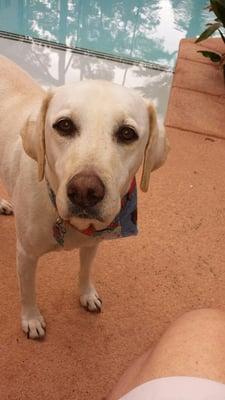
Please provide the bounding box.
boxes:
[53,221,100,251]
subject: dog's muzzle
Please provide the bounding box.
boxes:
[46,177,138,246]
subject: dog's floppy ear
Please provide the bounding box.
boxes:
[140,102,169,192]
[21,92,52,181]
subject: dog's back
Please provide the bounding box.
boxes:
[0,56,43,98]
[0,57,45,193]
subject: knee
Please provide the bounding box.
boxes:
[176,308,225,332]
[151,308,225,362]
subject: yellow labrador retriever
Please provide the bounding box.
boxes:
[0,56,168,339]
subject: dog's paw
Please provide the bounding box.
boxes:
[0,199,13,215]
[22,313,46,339]
[80,288,102,313]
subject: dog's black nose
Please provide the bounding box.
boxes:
[67,173,105,208]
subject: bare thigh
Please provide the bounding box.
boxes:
[108,308,225,399]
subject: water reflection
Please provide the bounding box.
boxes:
[0,0,210,67]
[0,36,172,119]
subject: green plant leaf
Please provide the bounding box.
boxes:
[218,28,225,42]
[197,50,222,62]
[195,22,222,42]
[210,0,225,27]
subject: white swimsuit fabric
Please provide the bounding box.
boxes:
[119,376,225,400]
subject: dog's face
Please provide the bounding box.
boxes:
[22,80,168,231]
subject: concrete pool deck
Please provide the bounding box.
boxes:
[0,38,225,399]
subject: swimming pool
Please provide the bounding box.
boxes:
[0,0,210,69]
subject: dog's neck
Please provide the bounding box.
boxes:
[46,178,138,246]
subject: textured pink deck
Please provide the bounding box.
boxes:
[165,38,225,139]
[1,39,225,400]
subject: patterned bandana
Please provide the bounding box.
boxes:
[47,178,138,246]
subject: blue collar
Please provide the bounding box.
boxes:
[47,179,138,246]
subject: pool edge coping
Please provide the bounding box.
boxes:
[0,30,173,74]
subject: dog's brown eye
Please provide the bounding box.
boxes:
[53,118,76,136]
[116,126,138,144]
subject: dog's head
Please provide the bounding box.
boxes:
[21,80,169,230]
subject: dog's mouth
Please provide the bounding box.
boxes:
[68,204,105,223]
[76,212,105,223]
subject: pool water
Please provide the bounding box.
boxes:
[0,0,210,68]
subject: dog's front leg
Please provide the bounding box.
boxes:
[17,241,46,339]
[79,244,102,312]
